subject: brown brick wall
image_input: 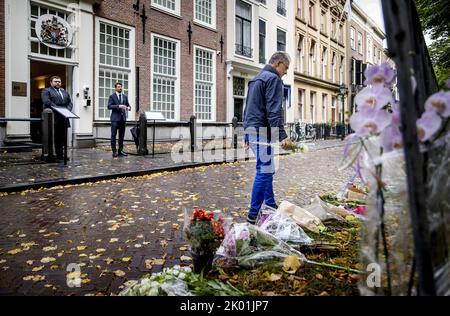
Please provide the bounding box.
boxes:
[95,0,227,122]
[0,1,5,117]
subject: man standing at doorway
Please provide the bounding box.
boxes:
[41,76,73,162]
[243,52,293,224]
[108,82,131,158]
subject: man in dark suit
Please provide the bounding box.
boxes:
[108,82,131,157]
[41,76,73,161]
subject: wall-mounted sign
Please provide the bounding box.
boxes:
[35,14,73,49]
[12,82,27,97]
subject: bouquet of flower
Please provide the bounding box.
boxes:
[214,223,306,269]
[119,265,244,296]
[184,209,225,255]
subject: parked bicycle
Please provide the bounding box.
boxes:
[289,122,316,142]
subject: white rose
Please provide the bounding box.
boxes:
[178,272,186,280]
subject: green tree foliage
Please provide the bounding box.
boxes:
[415,0,450,87]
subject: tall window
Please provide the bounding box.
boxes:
[151,0,180,15]
[309,2,315,27]
[235,0,252,58]
[152,35,179,120]
[338,24,343,43]
[331,52,336,83]
[277,0,287,16]
[30,4,74,59]
[98,21,132,119]
[297,0,303,19]
[350,27,355,50]
[367,36,373,62]
[195,0,216,28]
[298,89,305,121]
[309,40,316,76]
[357,32,363,54]
[339,56,345,84]
[194,47,215,121]
[310,91,316,123]
[277,29,286,52]
[331,18,336,38]
[296,34,305,73]
[322,94,327,122]
[320,10,326,33]
[259,19,266,64]
[321,47,327,80]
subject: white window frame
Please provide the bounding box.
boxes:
[150,33,181,121]
[95,18,135,121]
[322,93,327,122]
[194,0,216,29]
[296,34,305,73]
[357,32,363,54]
[322,47,327,80]
[350,27,355,50]
[29,2,76,62]
[151,0,181,17]
[193,45,216,122]
[234,0,254,61]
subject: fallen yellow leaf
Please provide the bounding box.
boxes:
[180,256,192,262]
[32,266,45,272]
[114,270,125,277]
[282,256,301,274]
[8,248,23,255]
[121,257,132,263]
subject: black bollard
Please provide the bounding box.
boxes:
[41,109,56,163]
[138,113,148,155]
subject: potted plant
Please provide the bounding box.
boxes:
[184,209,225,274]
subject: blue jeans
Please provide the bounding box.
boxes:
[247,134,277,218]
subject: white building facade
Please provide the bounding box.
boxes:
[4,0,114,147]
[225,0,295,124]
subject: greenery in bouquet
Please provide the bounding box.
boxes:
[285,142,309,153]
[184,209,225,254]
[119,265,244,296]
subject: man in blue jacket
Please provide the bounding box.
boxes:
[243,52,293,224]
[108,82,131,157]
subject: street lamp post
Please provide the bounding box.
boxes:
[337,83,348,140]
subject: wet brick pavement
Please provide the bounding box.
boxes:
[0,140,343,191]
[0,141,351,296]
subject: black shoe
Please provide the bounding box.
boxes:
[246,214,257,225]
[112,152,119,158]
[56,157,70,162]
[118,151,128,157]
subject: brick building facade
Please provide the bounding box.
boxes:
[95,0,227,122]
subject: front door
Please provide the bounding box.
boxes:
[234,98,244,122]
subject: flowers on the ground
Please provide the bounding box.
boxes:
[119,265,244,296]
[364,62,396,88]
[184,209,225,254]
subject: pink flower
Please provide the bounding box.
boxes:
[350,107,392,137]
[391,102,401,127]
[424,91,450,118]
[355,86,393,111]
[364,63,395,88]
[381,125,403,153]
[416,111,442,142]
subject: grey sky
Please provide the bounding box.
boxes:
[353,0,432,46]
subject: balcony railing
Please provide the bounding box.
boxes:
[235,44,253,58]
